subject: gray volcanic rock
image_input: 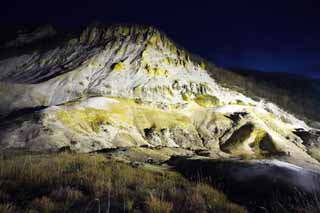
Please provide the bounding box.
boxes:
[0,24,319,169]
[167,156,320,212]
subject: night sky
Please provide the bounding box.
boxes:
[1,0,320,78]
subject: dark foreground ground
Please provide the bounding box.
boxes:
[0,151,245,213]
[167,156,320,213]
[0,149,320,213]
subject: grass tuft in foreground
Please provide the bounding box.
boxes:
[0,151,246,213]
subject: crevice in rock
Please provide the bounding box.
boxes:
[0,106,47,123]
[220,123,254,153]
[225,112,248,125]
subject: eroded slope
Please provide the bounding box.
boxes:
[0,24,319,168]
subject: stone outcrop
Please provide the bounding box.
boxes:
[0,24,319,168]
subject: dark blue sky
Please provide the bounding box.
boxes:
[1,0,320,78]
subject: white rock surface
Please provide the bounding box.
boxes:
[0,24,319,167]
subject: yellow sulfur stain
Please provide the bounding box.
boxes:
[121,26,130,36]
[113,62,125,72]
[146,64,155,75]
[155,68,169,77]
[56,98,194,134]
[200,62,206,70]
[181,92,192,102]
[56,108,110,133]
[149,34,161,46]
[194,95,219,107]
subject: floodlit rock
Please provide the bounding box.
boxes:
[0,24,319,168]
[195,149,211,157]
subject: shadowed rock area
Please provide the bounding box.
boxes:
[167,156,320,212]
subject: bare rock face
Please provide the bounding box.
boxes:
[0,24,319,168]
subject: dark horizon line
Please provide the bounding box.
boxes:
[224,66,320,80]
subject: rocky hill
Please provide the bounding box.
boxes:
[0,23,319,169]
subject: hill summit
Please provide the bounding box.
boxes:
[0,24,319,168]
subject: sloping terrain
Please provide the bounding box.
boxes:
[0,151,246,213]
[0,24,319,170]
[211,68,320,128]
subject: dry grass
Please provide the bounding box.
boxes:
[145,194,173,213]
[0,203,16,213]
[0,151,246,213]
